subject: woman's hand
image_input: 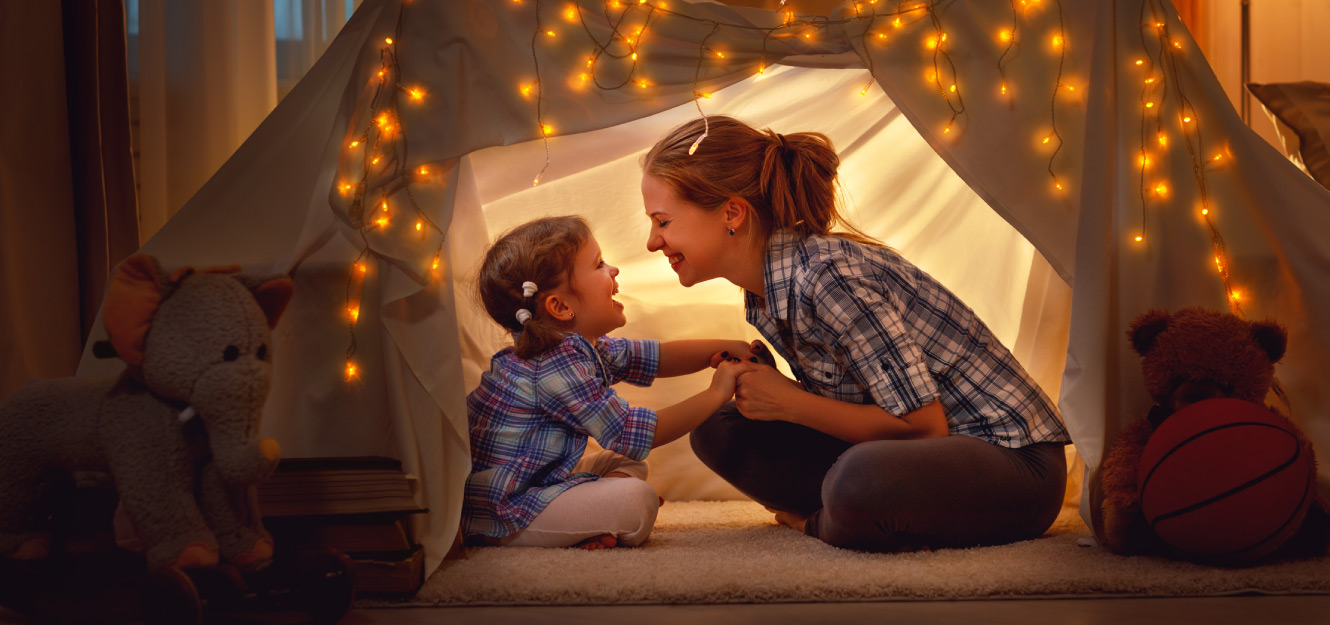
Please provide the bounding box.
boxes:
[708,359,758,400]
[708,339,778,369]
[733,364,805,422]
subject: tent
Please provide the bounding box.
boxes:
[77,0,1330,576]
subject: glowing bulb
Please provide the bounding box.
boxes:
[376,113,390,127]
[1145,101,1155,108]
[944,123,952,133]
[1053,34,1063,47]
[1135,235,1143,242]
[631,52,637,60]
[345,362,358,379]
[521,84,533,97]
[1231,291,1242,301]
[1042,136,1051,144]
[1055,181,1063,191]
[926,36,938,49]
[565,7,576,20]
[1213,154,1223,161]
[432,255,441,270]
[1135,59,1144,66]
[376,216,389,228]
[758,64,765,74]
[385,37,393,45]
[356,262,367,274]
[1158,133,1167,147]
[1173,41,1181,49]
[418,166,429,175]
[541,123,553,135]
[877,33,886,40]
[545,30,555,37]
[860,86,871,96]
[349,306,360,321]
[637,79,648,89]
[381,200,389,212]
[377,69,386,80]
[415,220,423,232]
[532,173,543,186]
[408,88,424,101]
[1154,182,1168,196]
[949,84,956,92]
[1145,77,1155,84]
[339,183,353,193]
[688,132,707,155]
[371,156,381,165]
[1183,115,1192,123]
[349,140,360,148]
[1138,153,1151,167]
[695,92,713,99]
[715,51,725,59]
[1202,207,1210,215]
[1001,82,1007,95]
[999,29,1012,42]
[893,17,901,27]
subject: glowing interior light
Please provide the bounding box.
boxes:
[541,123,553,135]
[1001,82,1007,95]
[1155,183,1168,195]
[1158,133,1167,147]
[385,37,393,45]
[408,88,424,101]
[949,84,956,92]
[356,262,367,274]
[415,220,423,232]
[1053,34,1063,47]
[1145,102,1155,108]
[941,34,947,42]
[631,52,637,60]
[1135,59,1145,65]
[1183,115,1192,122]
[345,363,358,379]
[1135,235,1144,242]
[418,166,429,175]
[349,306,360,321]
[349,140,360,148]
[999,29,1012,42]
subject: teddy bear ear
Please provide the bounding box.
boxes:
[1250,320,1288,364]
[1128,309,1170,356]
[102,254,165,366]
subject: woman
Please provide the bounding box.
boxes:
[640,115,1071,552]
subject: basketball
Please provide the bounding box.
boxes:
[1137,398,1315,565]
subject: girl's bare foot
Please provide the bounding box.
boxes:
[575,535,617,550]
[763,506,808,533]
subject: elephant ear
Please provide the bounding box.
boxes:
[234,274,295,329]
[1250,319,1288,364]
[103,254,165,366]
[1128,309,1171,356]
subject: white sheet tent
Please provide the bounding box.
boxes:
[77,0,1330,576]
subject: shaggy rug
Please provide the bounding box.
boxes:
[404,501,1330,606]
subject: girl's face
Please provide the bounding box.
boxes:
[642,174,731,287]
[561,234,627,340]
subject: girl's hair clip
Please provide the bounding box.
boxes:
[515,308,533,325]
[521,281,538,298]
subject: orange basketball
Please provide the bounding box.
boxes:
[1138,398,1315,565]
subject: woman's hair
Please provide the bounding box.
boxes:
[642,115,878,245]
[476,215,590,359]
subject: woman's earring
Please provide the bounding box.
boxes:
[728,228,735,236]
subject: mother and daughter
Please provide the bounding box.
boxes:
[461,115,1071,553]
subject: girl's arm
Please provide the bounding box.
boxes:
[734,365,949,444]
[651,359,754,447]
[656,339,762,377]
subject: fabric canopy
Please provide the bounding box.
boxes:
[78,0,1330,576]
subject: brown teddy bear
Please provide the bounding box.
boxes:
[1091,307,1329,561]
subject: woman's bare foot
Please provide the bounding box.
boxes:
[575,535,617,550]
[764,506,808,533]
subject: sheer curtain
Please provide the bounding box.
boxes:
[129,0,359,242]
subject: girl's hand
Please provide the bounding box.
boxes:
[709,359,757,399]
[708,339,778,369]
[734,365,804,422]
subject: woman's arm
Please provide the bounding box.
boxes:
[735,366,949,443]
[656,339,761,377]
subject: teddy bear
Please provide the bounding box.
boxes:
[0,254,293,570]
[1091,307,1329,561]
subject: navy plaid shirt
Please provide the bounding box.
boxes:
[744,230,1069,448]
[463,334,660,538]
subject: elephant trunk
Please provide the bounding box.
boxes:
[189,362,281,485]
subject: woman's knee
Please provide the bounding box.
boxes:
[688,402,744,471]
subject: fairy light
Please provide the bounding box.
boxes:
[418,166,429,176]
[408,87,425,101]
[348,306,360,321]
[349,140,360,148]
[345,362,358,380]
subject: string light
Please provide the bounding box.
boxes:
[345,362,358,380]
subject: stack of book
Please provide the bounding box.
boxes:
[259,456,428,597]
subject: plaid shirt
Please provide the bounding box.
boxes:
[744,230,1069,448]
[463,334,660,538]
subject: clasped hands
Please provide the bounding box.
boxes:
[708,340,805,423]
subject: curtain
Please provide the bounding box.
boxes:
[0,1,139,397]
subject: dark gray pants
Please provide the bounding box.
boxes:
[690,403,1067,552]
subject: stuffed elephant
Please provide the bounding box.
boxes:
[0,254,292,569]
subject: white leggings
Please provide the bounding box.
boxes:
[499,450,659,548]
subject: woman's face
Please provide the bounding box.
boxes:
[642,174,730,287]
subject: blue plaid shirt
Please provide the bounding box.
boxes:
[744,230,1069,448]
[463,334,660,538]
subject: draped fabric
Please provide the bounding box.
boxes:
[2,0,139,397]
[75,0,1330,575]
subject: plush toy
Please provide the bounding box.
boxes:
[0,254,292,570]
[1092,307,1329,563]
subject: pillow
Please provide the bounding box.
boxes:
[1247,81,1330,190]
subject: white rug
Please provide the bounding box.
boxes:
[404,501,1330,606]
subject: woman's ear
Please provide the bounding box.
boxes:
[542,293,575,322]
[723,197,751,232]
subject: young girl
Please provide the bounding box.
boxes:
[463,215,760,550]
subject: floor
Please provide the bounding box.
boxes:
[6,596,1330,625]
